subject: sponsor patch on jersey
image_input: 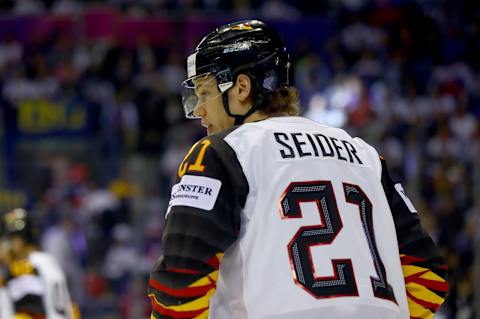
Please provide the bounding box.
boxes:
[394,183,417,213]
[166,175,222,217]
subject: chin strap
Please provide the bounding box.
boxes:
[222,92,260,125]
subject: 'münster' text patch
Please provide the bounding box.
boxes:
[166,175,222,217]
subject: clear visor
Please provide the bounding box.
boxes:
[181,73,224,119]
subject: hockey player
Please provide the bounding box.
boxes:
[147,20,448,319]
[0,208,77,319]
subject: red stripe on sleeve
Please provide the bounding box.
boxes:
[149,297,208,318]
[406,291,441,312]
[149,278,215,298]
[400,255,425,265]
[404,270,449,292]
[206,255,220,270]
[166,267,202,275]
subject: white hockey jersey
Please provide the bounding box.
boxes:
[148,116,448,319]
[0,251,75,319]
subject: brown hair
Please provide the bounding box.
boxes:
[255,86,300,116]
[261,86,300,116]
[240,70,300,116]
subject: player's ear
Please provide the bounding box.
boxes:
[235,73,252,104]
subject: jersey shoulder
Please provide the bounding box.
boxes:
[7,258,38,279]
[29,251,66,281]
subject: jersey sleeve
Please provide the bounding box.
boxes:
[147,135,248,319]
[380,159,449,319]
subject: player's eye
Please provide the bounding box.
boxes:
[197,91,209,101]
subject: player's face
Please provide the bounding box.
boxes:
[193,76,234,135]
[0,239,11,264]
[8,236,25,257]
[0,236,24,260]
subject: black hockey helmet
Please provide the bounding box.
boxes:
[181,19,292,124]
[0,208,35,243]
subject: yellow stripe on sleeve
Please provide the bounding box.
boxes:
[402,265,445,282]
[405,282,444,305]
[149,286,216,312]
[407,298,434,319]
[188,270,219,288]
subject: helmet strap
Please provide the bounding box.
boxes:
[222,91,259,125]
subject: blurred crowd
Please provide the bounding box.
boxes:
[0,0,479,318]
[1,0,349,17]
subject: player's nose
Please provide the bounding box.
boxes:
[193,103,206,118]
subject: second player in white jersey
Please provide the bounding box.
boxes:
[0,209,75,319]
[0,252,74,319]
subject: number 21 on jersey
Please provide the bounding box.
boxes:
[279,180,397,303]
[178,139,211,177]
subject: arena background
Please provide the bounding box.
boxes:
[0,0,478,318]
